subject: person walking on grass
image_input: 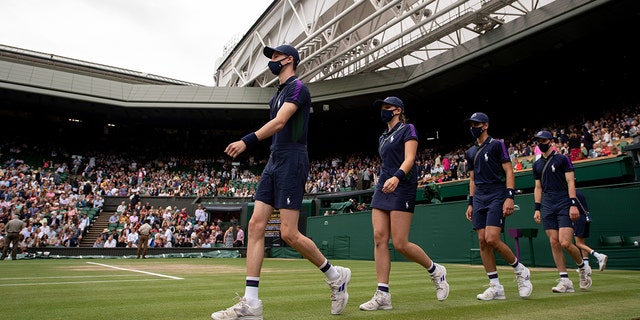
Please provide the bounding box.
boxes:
[464,112,533,300]
[211,44,350,320]
[572,190,608,272]
[359,96,449,311]
[532,130,593,293]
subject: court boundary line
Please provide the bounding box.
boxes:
[86,261,184,280]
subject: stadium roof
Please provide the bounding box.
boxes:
[0,0,638,156]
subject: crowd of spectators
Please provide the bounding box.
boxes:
[0,105,638,252]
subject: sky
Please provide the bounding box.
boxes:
[0,0,273,86]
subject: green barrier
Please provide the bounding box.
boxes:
[307,182,640,270]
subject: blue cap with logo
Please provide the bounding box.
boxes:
[466,112,489,123]
[373,96,404,110]
[263,44,300,65]
[534,130,553,140]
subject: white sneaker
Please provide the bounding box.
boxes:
[327,266,351,315]
[359,290,392,311]
[211,297,263,320]
[551,278,575,293]
[476,283,506,300]
[597,254,608,271]
[578,265,592,289]
[430,264,450,301]
[515,266,533,298]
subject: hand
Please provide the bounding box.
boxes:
[502,198,514,217]
[382,176,399,193]
[533,211,541,224]
[569,206,579,221]
[224,140,247,158]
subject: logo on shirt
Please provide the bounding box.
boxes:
[287,197,291,205]
[551,164,556,172]
[484,153,489,162]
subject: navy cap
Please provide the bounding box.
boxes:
[373,96,404,110]
[534,130,553,140]
[466,112,489,123]
[263,44,300,64]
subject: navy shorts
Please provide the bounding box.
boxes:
[541,193,573,230]
[573,213,590,238]
[370,183,417,212]
[254,144,308,210]
[472,184,506,230]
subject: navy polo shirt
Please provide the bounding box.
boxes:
[377,122,418,185]
[269,75,311,146]
[465,137,510,186]
[532,150,574,193]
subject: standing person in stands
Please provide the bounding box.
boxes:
[567,127,582,162]
[464,112,533,300]
[211,44,350,320]
[223,226,234,248]
[359,96,449,312]
[234,225,245,247]
[572,190,608,271]
[1,213,25,261]
[136,219,152,259]
[532,130,593,293]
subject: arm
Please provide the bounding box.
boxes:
[224,102,298,158]
[566,171,580,221]
[399,138,418,177]
[533,179,542,224]
[465,170,475,221]
[501,160,515,216]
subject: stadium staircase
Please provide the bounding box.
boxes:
[79,212,111,247]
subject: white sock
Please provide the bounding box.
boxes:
[244,277,260,305]
[320,260,339,281]
[513,262,525,272]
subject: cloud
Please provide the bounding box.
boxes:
[0,0,271,86]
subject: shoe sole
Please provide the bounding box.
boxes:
[552,288,575,293]
[599,256,608,271]
[211,316,262,320]
[359,304,393,311]
[476,295,506,300]
[519,287,533,298]
[580,280,592,290]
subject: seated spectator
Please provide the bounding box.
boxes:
[116,201,127,215]
[108,212,119,224]
[103,234,116,248]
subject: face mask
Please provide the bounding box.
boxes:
[267,57,289,75]
[470,126,484,138]
[380,109,396,123]
[538,142,551,153]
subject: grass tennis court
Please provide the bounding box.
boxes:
[2,257,639,319]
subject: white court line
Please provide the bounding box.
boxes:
[0,278,168,287]
[86,262,184,280]
[1,275,138,280]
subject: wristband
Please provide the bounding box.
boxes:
[241,132,259,145]
[506,188,515,199]
[393,169,406,180]
[468,196,473,205]
[534,202,541,211]
[570,198,578,207]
